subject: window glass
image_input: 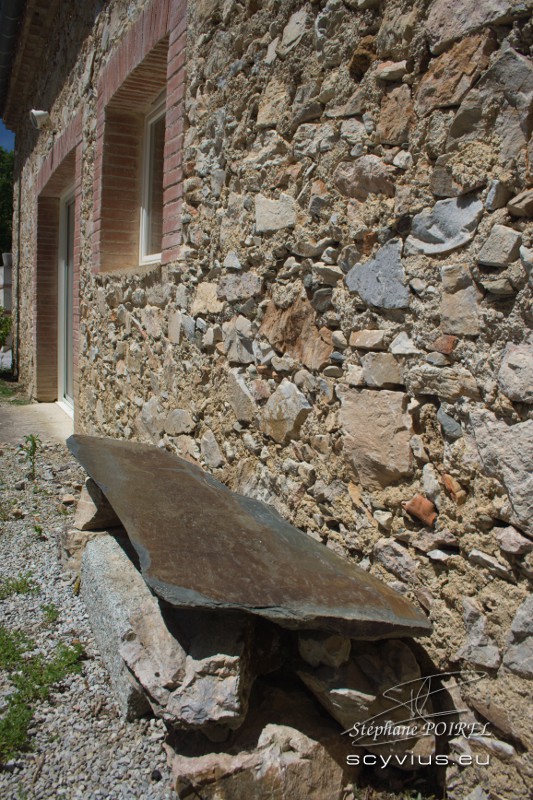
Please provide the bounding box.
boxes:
[147,114,164,256]
[141,104,165,261]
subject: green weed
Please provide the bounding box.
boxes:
[0,306,11,349]
[0,624,84,761]
[0,626,31,669]
[34,524,47,541]
[41,603,59,624]
[0,573,38,601]
[0,377,30,405]
[21,434,41,480]
[0,380,14,399]
[0,501,10,522]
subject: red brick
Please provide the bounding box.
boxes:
[161,243,183,265]
[168,3,187,39]
[163,183,183,204]
[167,55,185,82]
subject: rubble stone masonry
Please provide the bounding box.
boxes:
[5,0,533,796]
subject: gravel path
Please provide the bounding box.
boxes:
[0,431,177,799]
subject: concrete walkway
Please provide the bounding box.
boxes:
[0,401,73,445]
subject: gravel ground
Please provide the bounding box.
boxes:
[0,436,178,799]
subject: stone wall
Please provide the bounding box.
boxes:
[10,0,533,796]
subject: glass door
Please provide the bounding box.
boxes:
[58,192,75,413]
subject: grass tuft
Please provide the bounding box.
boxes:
[0,377,30,405]
[41,603,59,624]
[0,624,84,761]
[0,573,38,601]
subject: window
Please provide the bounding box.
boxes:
[140,98,165,263]
[94,37,170,273]
[93,14,185,274]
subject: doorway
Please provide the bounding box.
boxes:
[57,190,75,416]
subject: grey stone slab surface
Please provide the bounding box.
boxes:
[345,239,409,309]
[406,196,483,255]
[68,435,431,640]
[498,338,533,404]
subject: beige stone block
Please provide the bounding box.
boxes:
[60,527,108,575]
[339,388,413,490]
[191,283,224,316]
[74,478,121,531]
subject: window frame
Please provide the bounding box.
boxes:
[139,96,166,265]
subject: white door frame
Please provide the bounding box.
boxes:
[57,187,75,418]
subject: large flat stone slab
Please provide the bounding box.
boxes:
[68,435,430,640]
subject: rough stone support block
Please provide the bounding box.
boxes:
[297,639,434,762]
[60,527,108,576]
[163,610,255,734]
[80,534,185,720]
[74,477,122,531]
[166,685,352,800]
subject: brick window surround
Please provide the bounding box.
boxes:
[35,113,82,416]
[93,0,186,272]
